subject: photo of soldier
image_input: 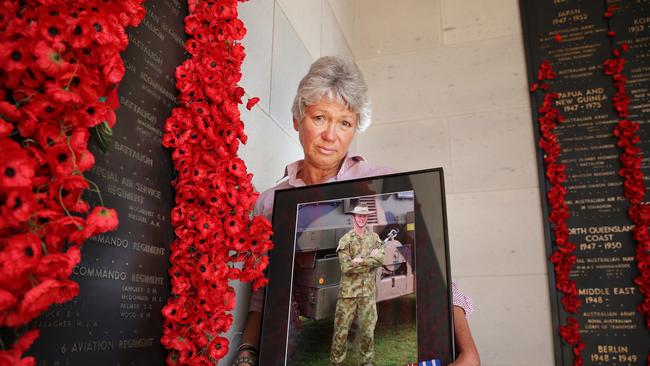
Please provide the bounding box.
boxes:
[286,192,418,366]
[330,204,383,366]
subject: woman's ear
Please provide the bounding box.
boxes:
[293,117,300,131]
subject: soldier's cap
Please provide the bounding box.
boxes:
[351,204,373,215]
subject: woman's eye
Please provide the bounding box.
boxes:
[342,120,351,128]
[313,115,325,124]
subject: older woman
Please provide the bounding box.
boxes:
[234,56,480,366]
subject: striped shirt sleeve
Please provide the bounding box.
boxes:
[452,282,474,318]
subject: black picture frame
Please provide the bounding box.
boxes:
[259,169,455,366]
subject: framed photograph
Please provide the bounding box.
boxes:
[259,169,454,366]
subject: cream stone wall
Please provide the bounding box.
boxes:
[355,0,555,365]
[229,1,555,365]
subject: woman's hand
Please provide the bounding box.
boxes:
[234,337,259,366]
[450,305,480,366]
[238,311,262,366]
[449,352,480,366]
[234,350,257,366]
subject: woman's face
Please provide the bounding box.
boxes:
[294,96,358,172]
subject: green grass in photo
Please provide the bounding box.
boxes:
[288,295,416,366]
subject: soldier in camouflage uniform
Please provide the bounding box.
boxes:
[330,204,384,366]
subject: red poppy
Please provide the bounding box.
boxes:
[68,17,95,49]
[187,355,211,366]
[68,127,89,156]
[604,4,618,18]
[254,255,270,273]
[237,189,257,212]
[33,122,65,149]
[71,101,117,128]
[174,338,198,365]
[251,238,273,255]
[16,330,41,355]
[1,38,31,72]
[249,216,272,238]
[48,175,90,213]
[165,353,180,366]
[227,157,246,177]
[85,206,119,234]
[171,273,192,295]
[230,232,250,252]
[559,317,580,345]
[103,54,126,84]
[45,144,77,177]
[44,215,84,251]
[224,212,244,236]
[537,60,556,81]
[106,0,146,27]
[561,295,582,313]
[1,233,43,278]
[6,279,79,327]
[162,301,188,323]
[0,95,21,121]
[35,247,81,280]
[21,100,62,129]
[207,337,229,360]
[190,163,209,182]
[0,329,39,366]
[0,351,36,366]
[34,41,69,76]
[252,277,269,291]
[195,254,215,281]
[0,289,17,313]
[0,139,35,189]
[2,188,36,227]
[225,186,239,206]
[47,66,100,105]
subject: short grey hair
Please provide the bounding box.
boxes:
[291,56,371,132]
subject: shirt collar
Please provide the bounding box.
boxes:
[281,154,366,187]
[350,227,368,238]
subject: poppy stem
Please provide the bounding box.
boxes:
[28,274,37,287]
[61,122,80,174]
[85,178,105,206]
[20,138,37,148]
[58,186,72,217]
[15,91,37,107]
[65,62,80,90]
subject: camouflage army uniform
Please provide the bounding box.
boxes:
[330,228,383,365]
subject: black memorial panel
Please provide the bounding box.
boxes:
[27,1,186,365]
[520,1,650,365]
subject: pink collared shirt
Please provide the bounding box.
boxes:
[249,154,474,317]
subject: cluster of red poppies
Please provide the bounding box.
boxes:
[604,38,650,328]
[0,0,144,363]
[532,60,585,366]
[160,1,271,364]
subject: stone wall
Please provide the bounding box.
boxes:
[354,1,554,365]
